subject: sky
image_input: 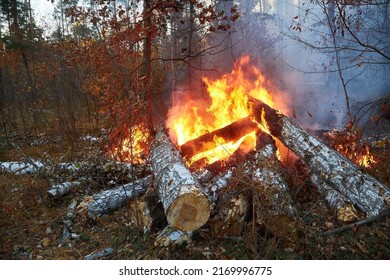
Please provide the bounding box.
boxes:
[31,0,56,35]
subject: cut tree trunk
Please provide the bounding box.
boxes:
[77,175,152,218]
[248,131,297,218]
[203,169,234,203]
[249,97,390,217]
[149,129,210,232]
[202,169,243,237]
[129,187,167,232]
[237,130,298,238]
[180,116,258,159]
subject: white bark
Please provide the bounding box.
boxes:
[84,248,114,260]
[78,175,152,218]
[250,99,390,217]
[150,129,210,232]
[47,181,82,197]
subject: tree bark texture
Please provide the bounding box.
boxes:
[47,181,82,197]
[234,131,298,238]
[150,129,210,232]
[249,97,390,217]
[78,175,152,218]
[310,173,359,222]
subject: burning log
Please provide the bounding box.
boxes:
[149,129,211,232]
[249,97,390,217]
[180,116,258,159]
[77,175,152,218]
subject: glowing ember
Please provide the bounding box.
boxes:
[166,55,276,165]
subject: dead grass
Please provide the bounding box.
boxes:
[0,134,389,260]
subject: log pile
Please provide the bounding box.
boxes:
[4,97,390,249]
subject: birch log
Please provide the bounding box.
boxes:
[150,129,210,232]
[47,181,82,197]
[78,175,152,218]
[245,131,297,219]
[310,173,359,222]
[235,131,298,238]
[129,188,167,232]
[249,97,390,216]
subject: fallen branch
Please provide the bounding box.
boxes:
[322,206,390,235]
[60,199,78,247]
[0,160,45,175]
[47,181,83,197]
[84,247,114,260]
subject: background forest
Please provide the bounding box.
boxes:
[0,0,389,260]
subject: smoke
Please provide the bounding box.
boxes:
[267,1,390,130]
[164,0,390,133]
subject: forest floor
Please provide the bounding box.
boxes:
[1,122,390,260]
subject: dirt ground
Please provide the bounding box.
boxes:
[1,124,390,260]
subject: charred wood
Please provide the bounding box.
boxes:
[181,116,258,159]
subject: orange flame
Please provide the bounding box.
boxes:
[112,125,149,164]
[166,55,277,165]
[358,152,376,168]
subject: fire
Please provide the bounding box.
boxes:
[334,143,376,168]
[358,152,376,168]
[112,125,149,164]
[167,55,276,165]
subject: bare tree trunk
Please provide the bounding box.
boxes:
[143,0,154,132]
